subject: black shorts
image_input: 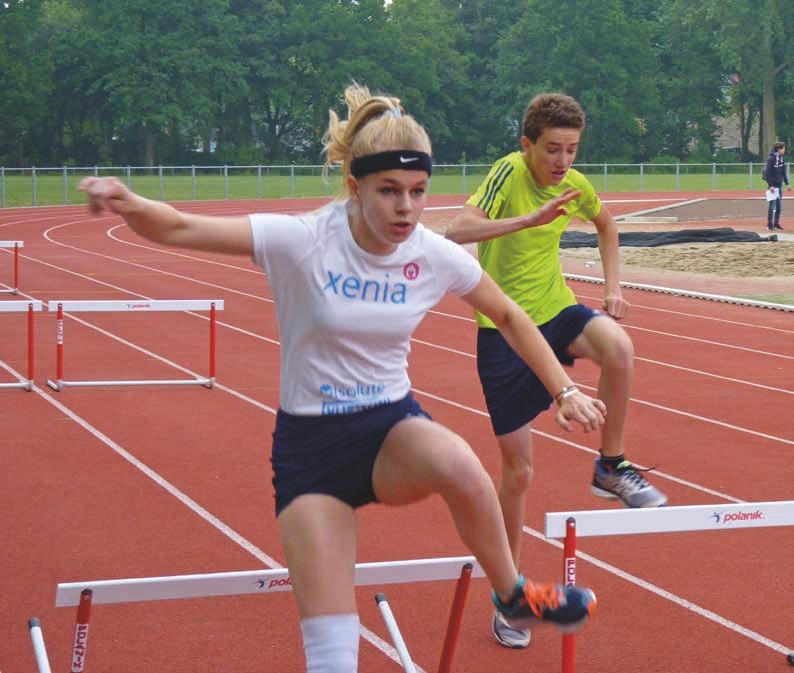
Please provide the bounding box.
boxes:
[271,393,431,516]
[477,304,600,436]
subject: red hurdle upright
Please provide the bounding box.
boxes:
[0,300,41,390]
[70,589,93,673]
[562,517,577,673]
[0,241,22,294]
[437,561,473,673]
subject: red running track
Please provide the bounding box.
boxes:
[1,193,792,673]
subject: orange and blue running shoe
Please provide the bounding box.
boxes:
[492,575,596,633]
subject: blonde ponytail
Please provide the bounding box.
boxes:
[323,82,431,197]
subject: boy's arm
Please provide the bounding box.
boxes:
[445,189,580,244]
[591,205,629,319]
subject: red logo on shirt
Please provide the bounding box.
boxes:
[403,262,419,280]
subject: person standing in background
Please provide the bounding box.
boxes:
[764,142,789,231]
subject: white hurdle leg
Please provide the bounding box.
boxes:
[375,593,417,673]
[28,618,53,673]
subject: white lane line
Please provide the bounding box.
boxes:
[107,224,264,275]
[625,323,794,360]
[420,309,793,393]
[410,387,745,503]
[410,339,793,445]
[612,197,707,218]
[571,290,794,335]
[629,356,792,395]
[42,221,271,302]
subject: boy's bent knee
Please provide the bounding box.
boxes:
[301,614,360,673]
[603,330,634,369]
[501,460,534,495]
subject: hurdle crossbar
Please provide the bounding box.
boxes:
[546,501,794,673]
[0,241,22,294]
[45,299,223,391]
[545,500,794,539]
[56,556,485,607]
[0,300,42,390]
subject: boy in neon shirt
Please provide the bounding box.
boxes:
[447,93,667,649]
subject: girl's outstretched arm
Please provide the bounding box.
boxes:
[79,176,253,256]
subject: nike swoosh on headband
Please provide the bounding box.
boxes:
[350,151,432,178]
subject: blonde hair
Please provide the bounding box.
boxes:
[323,83,432,197]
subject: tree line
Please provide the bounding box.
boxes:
[2,0,791,167]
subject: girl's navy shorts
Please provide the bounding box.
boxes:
[271,393,431,516]
[477,303,600,436]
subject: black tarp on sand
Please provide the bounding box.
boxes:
[561,227,778,248]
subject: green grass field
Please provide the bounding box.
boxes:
[0,163,775,207]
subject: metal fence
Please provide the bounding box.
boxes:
[0,162,790,208]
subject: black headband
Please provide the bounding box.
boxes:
[350,150,432,178]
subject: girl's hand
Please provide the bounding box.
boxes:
[554,390,606,432]
[78,177,143,217]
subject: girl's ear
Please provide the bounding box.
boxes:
[347,175,360,200]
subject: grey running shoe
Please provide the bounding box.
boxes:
[492,610,531,648]
[591,459,668,508]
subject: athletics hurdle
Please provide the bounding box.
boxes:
[545,500,794,673]
[0,240,22,294]
[45,299,223,391]
[53,556,484,673]
[0,300,41,390]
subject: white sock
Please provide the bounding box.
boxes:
[300,613,360,673]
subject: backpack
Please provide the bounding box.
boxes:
[762,165,769,182]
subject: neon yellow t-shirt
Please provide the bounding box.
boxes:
[468,151,602,327]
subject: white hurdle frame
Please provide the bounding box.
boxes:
[545,500,794,539]
[0,240,22,294]
[45,299,223,391]
[56,556,485,607]
[545,501,794,673]
[0,300,42,390]
[53,557,484,673]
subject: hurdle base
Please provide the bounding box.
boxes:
[0,379,32,390]
[46,378,214,391]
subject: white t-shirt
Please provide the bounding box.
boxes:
[250,200,483,415]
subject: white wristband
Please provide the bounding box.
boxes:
[555,385,579,404]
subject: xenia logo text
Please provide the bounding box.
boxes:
[323,270,407,304]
